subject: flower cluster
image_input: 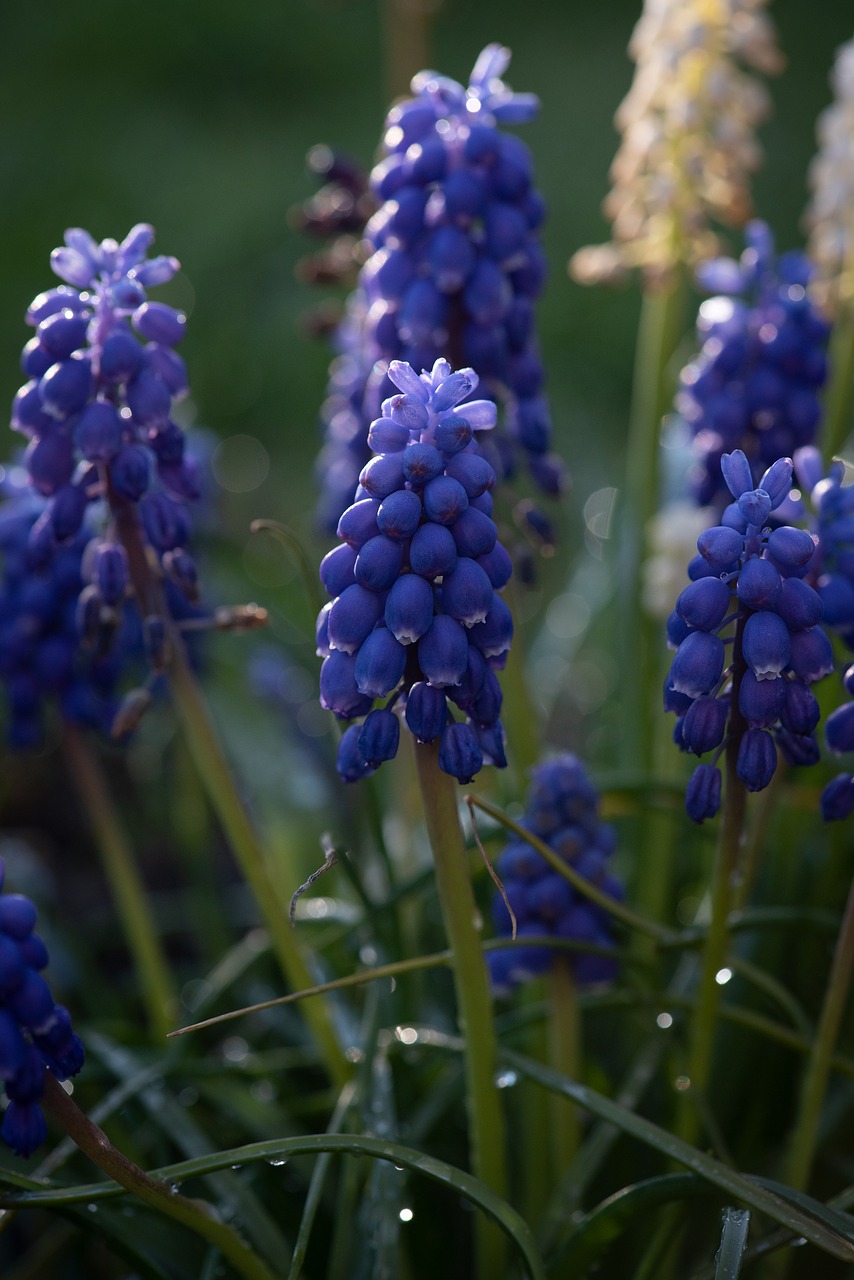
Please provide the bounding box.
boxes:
[11,226,202,669]
[487,755,621,993]
[0,860,84,1157]
[0,484,203,747]
[791,450,854,821]
[666,449,832,822]
[318,359,512,784]
[0,493,123,746]
[676,223,829,510]
[571,0,783,287]
[316,43,563,532]
[805,35,854,315]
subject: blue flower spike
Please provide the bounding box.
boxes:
[0,860,84,1157]
[665,449,831,821]
[319,360,512,784]
[315,45,564,534]
[486,755,622,994]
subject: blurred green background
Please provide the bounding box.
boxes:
[1,0,852,787]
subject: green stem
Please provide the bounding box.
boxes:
[619,282,685,772]
[168,656,348,1087]
[822,304,854,464]
[109,487,347,1087]
[785,874,854,1191]
[548,958,581,1173]
[62,724,176,1043]
[681,721,748,1145]
[412,739,508,1280]
[41,1073,276,1280]
[501,578,541,786]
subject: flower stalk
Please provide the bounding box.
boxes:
[412,737,508,1280]
[62,723,177,1043]
[41,1073,276,1280]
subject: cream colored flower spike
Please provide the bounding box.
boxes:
[571,0,783,290]
[805,36,854,315]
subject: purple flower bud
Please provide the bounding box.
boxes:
[766,526,816,573]
[478,542,512,589]
[74,400,123,461]
[737,727,777,791]
[402,442,444,485]
[826,702,854,755]
[39,356,93,417]
[133,302,186,346]
[423,475,469,525]
[90,543,128,606]
[418,614,470,686]
[320,650,371,717]
[385,574,434,643]
[821,773,854,821]
[127,369,170,427]
[368,418,410,453]
[320,543,358,597]
[358,708,401,766]
[737,489,772,526]
[444,451,495,497]
[2,1102,47,1157]
[682,696,728,754]
[721,450,753,499]
[409,522,458,578]
[405,681,447,742]
[338,499,382,548]
[789,627,834,683]
[780,681,820,735]
[686,764,722,822]
[757,457,793,506]
[777,578,823,631]
[376,489,422,540]
[354,627,407,697]
[697,526,743,571]
[777,729,820,768]
[668,631,726,698]
[327,584,385,654]
[360,452,407,498]
[468,595,514,658]
[736,558,782,611]
[437,722,483,783]
[99,330,143,382]
[442,558,494,626]
[676,577,731,631]
[451,506,498,558]
[37,311,88,360]
[739,670,785,727]
[354,535,404,591]
[742,611,791,681]
[336,724,376,782]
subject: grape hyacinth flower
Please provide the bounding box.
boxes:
[804,35,854,316]
[665,449,832,821]
[791,449,854,820]
[486,754,622,994]
[315,43,564,533]
[570,0,783,288]
[0,484,203,747]
[676,223,830,510]
[11,226,203,684]
[318,359,512,784]
[0,859,84,1157]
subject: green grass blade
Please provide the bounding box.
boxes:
[0,1135,547,1280]
[714,1208,750,1280]
[499,1048,854,1263]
